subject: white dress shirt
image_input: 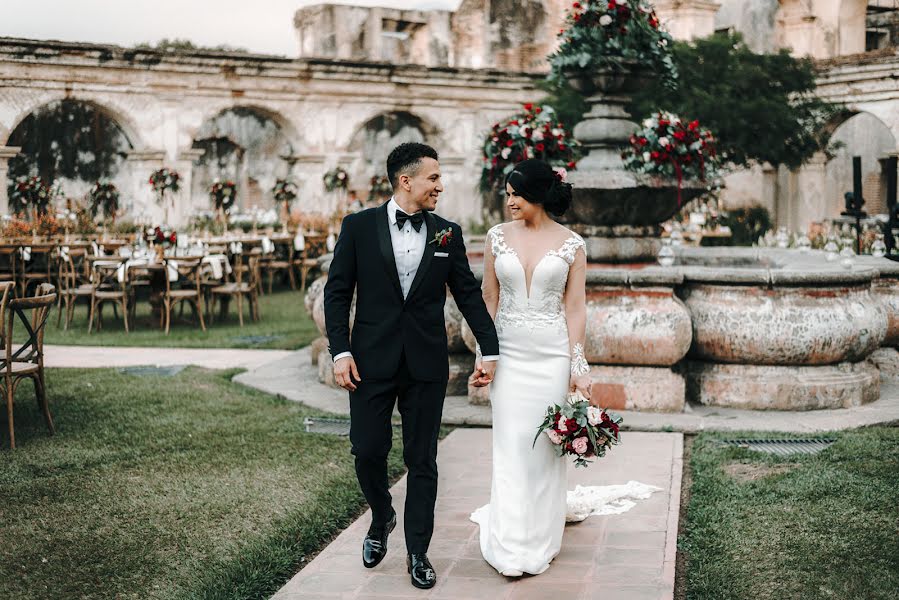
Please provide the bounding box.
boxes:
[334,197,497,363]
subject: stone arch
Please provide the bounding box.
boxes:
[187,102,302,155]
[1,91,147,150]
[189,104,299,211]
[824,110,897,216]
[346,110,444,200]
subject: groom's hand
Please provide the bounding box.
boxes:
[470,360,496,387]
[334,356,362,391]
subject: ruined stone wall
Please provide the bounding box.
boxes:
[0,38,540,226]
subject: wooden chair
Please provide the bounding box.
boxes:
[209,254,260,326]
[19,245,54,297]
[56,250,94,330]
[2,283,56,449]
[161,259,206,334]
[0,246,18,291]
[262,240,296,293]
[293,234,327,292]
[88,260,129,333]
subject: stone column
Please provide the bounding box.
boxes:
[174,148,204,227]
[795,151,828,231]
[654,1,721,41]
[291,154,327,216]
[125,150,166,225]
[0,146,22,215]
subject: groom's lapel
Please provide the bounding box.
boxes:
[405,211,436,304]
[375,202,403,301]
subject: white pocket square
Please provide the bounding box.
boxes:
[434,252,449,258]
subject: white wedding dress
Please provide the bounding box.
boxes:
[470,224,660,577]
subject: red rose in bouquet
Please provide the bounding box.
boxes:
[534,391,622,468]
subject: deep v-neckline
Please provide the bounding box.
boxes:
[498,224,571,300]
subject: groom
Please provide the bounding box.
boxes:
[324,142,499,589]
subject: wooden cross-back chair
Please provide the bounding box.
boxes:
[161,259,206,334]
[2,283,57,449]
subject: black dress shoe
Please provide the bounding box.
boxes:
[362,511,396,568]
[407,553,437,589]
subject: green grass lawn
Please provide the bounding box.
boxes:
[680,428,899,600]
[42,287,319,350]
[0,367,404,600]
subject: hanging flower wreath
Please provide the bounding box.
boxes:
[621,112,721,204]
[323,167,349,192]
[149,168,180,195]
[480,104,581,194]
[368,175,393,202]
[209,179,237,212]
[272,178,299,205]
[88,180,120,218]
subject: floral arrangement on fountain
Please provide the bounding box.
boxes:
[209,179,237,213]
[323,167,349,192]
[481,104,581,194]
[272,178,299,206]
[621,112,721,203]
[549,0,677,87]
[368,175,393,202]
[9,175,52,217]
[88,179,120,220]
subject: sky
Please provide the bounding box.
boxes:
[0,0,462,56]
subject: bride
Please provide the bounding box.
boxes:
[470,159,662,577]
[469,158,590,577]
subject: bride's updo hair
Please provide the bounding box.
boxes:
[504,159,573,217]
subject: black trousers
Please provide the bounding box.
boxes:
[348,354,447,554]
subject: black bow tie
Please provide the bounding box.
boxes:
[395,210,424,232]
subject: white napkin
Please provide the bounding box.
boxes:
[91,241,100,256]
[58,246,70,262]
[19,246,31,262]
[202,254,231,280]
[260,237,275,254]
[293,233,305,252]
[229,241,243,255]
[166,260,179,282]
[118,246,132,258]
[326,233,336,252]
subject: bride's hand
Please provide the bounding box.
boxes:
[569,374,592,401]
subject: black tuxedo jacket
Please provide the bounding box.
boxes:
[324,202,499,382]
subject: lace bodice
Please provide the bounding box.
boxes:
[487,224,585,335]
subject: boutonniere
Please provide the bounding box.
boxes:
[429,228,453,247]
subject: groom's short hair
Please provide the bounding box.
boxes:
[386,143,439,188]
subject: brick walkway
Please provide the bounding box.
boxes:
[272,429,682,600]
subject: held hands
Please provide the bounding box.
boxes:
[334,356,362,391]
[469,360,496,387]
[569,374,592,401]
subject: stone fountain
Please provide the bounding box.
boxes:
[563,66,708,263]
[304,65,896,413]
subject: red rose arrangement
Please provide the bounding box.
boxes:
[148,168,180,194]
[9,175,52,216]
[534,391,622,468]
[621,111,721,204]
[481,104,580,195]
[209,179,237,212]
[549,0,677,87]
[146,226,177,246]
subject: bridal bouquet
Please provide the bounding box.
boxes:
[533,391,622,468]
